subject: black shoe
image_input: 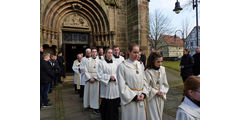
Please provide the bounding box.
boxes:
[93,109,100,115]
[43,103,52,107]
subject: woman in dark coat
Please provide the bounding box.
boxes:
[180,48,194,82]
[40,53,54,107]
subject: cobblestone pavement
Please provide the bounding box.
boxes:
[41,67,183,120]
[164,67,184,118]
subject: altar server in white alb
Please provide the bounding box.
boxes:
[98,47,105,60]
[98,48,120,120]
[176,76,200,120]
[117,44,149,120]
[79,48,91,97]
[83,48,100,113]
[145,52,169,120]
[112,45,124,65]
[72,53,83,93]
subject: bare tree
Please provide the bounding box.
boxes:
[149,9,175,50]
[181,18,193,39]
[182,0,200,11]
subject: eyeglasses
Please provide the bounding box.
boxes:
[194,89,200,93]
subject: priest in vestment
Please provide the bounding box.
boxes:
[79,48,91,97]
[72,53,83,93]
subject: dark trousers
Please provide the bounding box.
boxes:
[57,74,62,83]
[100,98,120,120]
[53,75,57,86]
[79,85,84,97]
[182,76,189,83]
[40,82,50,106]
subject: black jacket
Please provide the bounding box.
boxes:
[40,60,55,83]
[140,54,146,66]
[193,53,200,76]
[40,52,43,62]
[50,59,61,74]
[57,56,64,67]
[180,54,194,78]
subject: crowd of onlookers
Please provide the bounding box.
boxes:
[40,46,65,108]
[180,46,200,82]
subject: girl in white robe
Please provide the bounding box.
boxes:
[144,52,169,120]
[176,76,200,120]
[98,48,120,120]
[117,44,149,120]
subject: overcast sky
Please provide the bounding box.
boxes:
[149,0,200,36]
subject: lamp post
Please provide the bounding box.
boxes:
[173,0,199,46]
[174,30,184,48]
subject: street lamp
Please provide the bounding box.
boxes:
[174,30,184,47]
[173,0,199,46]
[173,0,183,14]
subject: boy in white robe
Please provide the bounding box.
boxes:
[98,47,105,60]
[144,53,169,120]
[83,48,100,113]
[79,48,91,97]
[112,45,124,65]
[117,44,149,120]
[72,53,83,93]
[176,76,200,120]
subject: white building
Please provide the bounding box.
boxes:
[157,35,184,60]
[185,26,200,56]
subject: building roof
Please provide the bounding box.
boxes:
[185,26,200,41]
[161,34,184,47]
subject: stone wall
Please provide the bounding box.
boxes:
[40,0,149,56]
[127,0,149,56]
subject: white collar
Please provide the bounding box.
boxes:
[178,96,200,118]
[127,59,137,65]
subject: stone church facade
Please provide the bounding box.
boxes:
[40,0,149,72]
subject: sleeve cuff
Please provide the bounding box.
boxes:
[142,93,147,99]
[132,95,138,101]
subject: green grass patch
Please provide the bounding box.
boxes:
[163,61,180,71]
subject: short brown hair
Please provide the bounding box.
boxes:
[91,47,97,51]
[184,76,200,96]
[113,45,119,49]
[128,43,139,52]
[184,48,191,54]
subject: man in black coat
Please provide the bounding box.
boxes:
[40,46,43,61]
[50,55,61,86]
[180,48,194,82]
[193,46,200,76]
[140,49,146,66]
[41,53,55,107]
[57,52,65,83]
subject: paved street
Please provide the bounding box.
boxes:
[40,67,183,120]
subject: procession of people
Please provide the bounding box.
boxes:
[40,44,200,120]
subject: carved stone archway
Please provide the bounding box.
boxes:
[41,0,112,51]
